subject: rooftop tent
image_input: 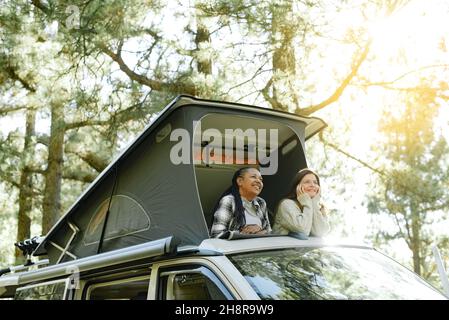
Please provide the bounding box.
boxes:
[194,113,315,228]
[33,95,326,265]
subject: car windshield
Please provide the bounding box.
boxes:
[228,247,446,300]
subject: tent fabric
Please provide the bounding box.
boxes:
[47,107,207,263]
[83,195,151,246]
[36,96,326,264]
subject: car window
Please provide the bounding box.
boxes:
[159,266,232,300]
[228,247,446,300]
[15,278,70,300]
[87,276,150,300]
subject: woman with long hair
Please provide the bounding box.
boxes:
[210,167,271,239]
[273,168,330,238]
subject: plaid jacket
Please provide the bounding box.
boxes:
[210,194,272,239]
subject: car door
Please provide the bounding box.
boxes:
[151,258,244,300]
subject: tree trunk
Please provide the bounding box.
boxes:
[270,1,297,112]
[15,109,36,264]
[42,102,65,234]
[411,207,421,275]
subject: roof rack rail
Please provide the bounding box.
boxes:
[0,259,50,277]
[0,236,178,291]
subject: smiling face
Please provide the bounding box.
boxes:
[297,173,320,198]
[237,168,263,200]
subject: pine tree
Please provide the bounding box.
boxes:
[367,84,449,282]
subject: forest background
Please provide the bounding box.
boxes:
[1,0,448,292]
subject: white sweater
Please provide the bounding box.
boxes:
[273,194,330,237]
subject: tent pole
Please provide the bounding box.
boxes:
[432,245,449,297]
[97,165,119,254]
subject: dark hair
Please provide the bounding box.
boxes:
[213,167,257,227]
[284,168,320,211]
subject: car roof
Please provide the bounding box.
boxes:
[0,236,371,297]
[195,236,373,255]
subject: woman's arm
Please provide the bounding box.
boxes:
[210,196,235,238]
[275,197,313,235]
[310,197,330,237]
[260,199,272,233]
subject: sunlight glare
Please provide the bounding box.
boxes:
[368,2,448,70]
[368,14,407,56]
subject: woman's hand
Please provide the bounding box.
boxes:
[296,184,305,196]
[240,224,263,234]
[319,203,329,217]
[297,189,312,205]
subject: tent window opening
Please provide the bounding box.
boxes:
[83,195,150,246]
[193,113,306,231]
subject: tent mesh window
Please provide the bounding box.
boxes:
[84,195,150,246]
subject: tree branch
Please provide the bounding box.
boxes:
[224,61,270,95]
[65,149,109,173]
[261,76,282,110]
[298,40,372,116]
[31,0,196,97]
[0,106,29,116]
[62,170,97,183]
[394,212,410,248]
[36,134,50,146]
[0,172,20,189]
[65,119,111,130]
[98,43,197,95]
[319,132,443,203]
[22,165,96,184]
[4,66,36,92]
[0,169,41,197]
[30,0,50,15]
[319,131,384,176]
[66,108,145,131]
[357,64,449,87]
[422,201,449,212]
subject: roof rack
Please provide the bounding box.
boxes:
[15,236,45,257]
[0,236,178,295]
[0,236,49,277]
